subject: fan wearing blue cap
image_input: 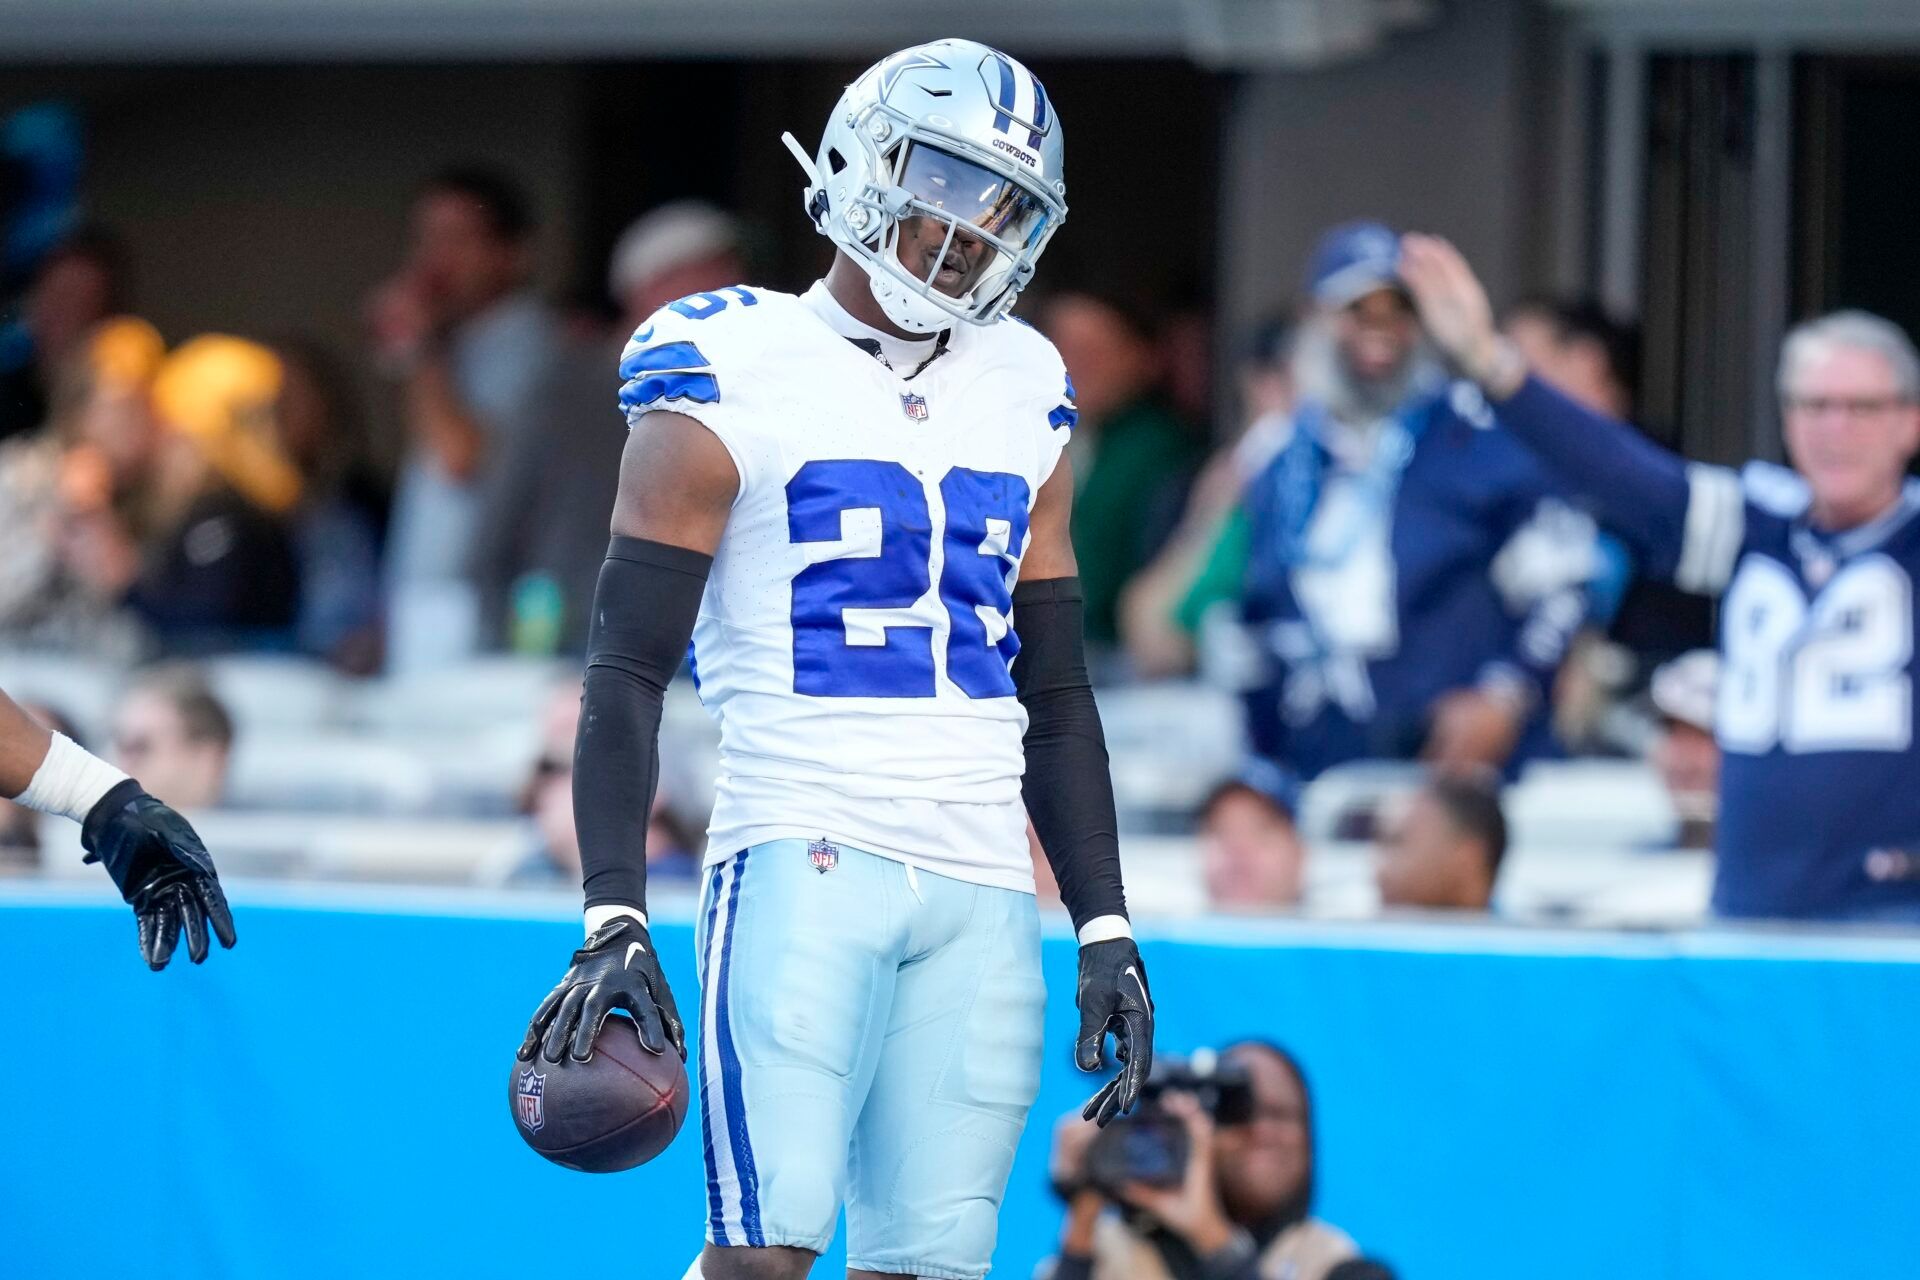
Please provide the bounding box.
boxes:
[1231,220,1609,782]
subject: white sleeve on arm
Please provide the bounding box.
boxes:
[14,734,129,824]
[1675,464,1747,594]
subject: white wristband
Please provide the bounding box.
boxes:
[14,733,130,825]
[584,904,647,939]
[1076,914,1133,946]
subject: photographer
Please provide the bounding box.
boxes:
[1048,1042,1358,1280]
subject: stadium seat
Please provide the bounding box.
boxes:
[203,655,349,733]
[225,734,440,815]
[347,656,574,734]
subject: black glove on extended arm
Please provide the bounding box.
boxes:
[1013,576,1152,1125]
[81,779,236,971]
[519,916,687,1062]
[519,536,708,1063]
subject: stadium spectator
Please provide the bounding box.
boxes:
[1121,312,1297,678]
[1502,297,1635,421]
[1048,1041,1359,1280]
[109,664,233,811]
[0,226,127,444]
[505,681,698,886]
[1647,650,1719,852]
[1198,761,1306,912]
[369,167,558,672]
[3,326,300,656]
[0,315,160,658]
[1373,773,1506,912]
[270,338,385,672]
[606,199,747,320]
[1234,222,1604,782]
[1038,288,1203,650]
[1404,233,1920,922]
[1159,292,1217,430]
[471,201,744,653]
[120,334,302,654]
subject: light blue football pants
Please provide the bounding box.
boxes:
[693,839,1045,1280]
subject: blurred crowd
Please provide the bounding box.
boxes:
[7,151,1916,935]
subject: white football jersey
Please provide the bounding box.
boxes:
[617,282,1076,892]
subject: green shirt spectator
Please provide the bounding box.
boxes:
[1039,288,1204,647]
[1071,394,1204,644]
[1173,503,1251,637]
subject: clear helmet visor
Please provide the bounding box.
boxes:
[897,142,1051,250]
[879,141,1055,322]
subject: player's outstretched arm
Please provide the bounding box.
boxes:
[1401,234,1716,589]
[1014,459,1154,1127]
[518,411,738,1065]
[1,687,235,970]
[0,687,53,799]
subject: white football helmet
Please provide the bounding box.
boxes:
[782,38,1067,333]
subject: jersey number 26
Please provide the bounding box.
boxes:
[788,459,1029,700]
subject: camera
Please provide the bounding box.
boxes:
[1082,1049,1254,1194]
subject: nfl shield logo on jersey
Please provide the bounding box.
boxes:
[515,1067,546,1133]
[808,838,840,873]
[900,393,930,422]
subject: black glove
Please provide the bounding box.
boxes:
[518,916,686,1064]
[81,779,237,971]
[1075,937,1154,1127]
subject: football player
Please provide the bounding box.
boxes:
[517,39,1154,1280]
[1402,233,1920,923]
[0,686,235,967]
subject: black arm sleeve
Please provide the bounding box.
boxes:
[1012,576,1128,934]
[575,536,712,912]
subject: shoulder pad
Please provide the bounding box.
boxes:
[618,285,784,421]
[1740,460,1811,518]
[975,315,1076,434]
[990,309,1065,372]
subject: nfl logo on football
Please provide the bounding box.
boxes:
[515,1067,546,1133]
[808,838,840,873]
[900,393,930,422]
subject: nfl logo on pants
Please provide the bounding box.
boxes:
[808,838,839,873]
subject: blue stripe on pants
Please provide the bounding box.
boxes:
[698,862,729,1244]
[715,849,764,1246]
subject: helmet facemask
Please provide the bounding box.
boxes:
[863,136,1056,329]
[788,78,1067,333]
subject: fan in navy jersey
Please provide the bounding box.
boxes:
[1403,233,1920,923]
[1236,222,1611,782]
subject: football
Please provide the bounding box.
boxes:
[510,1016,690,1173]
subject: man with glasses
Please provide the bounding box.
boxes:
[1402,233,1920,923]
[0,682,234,968]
